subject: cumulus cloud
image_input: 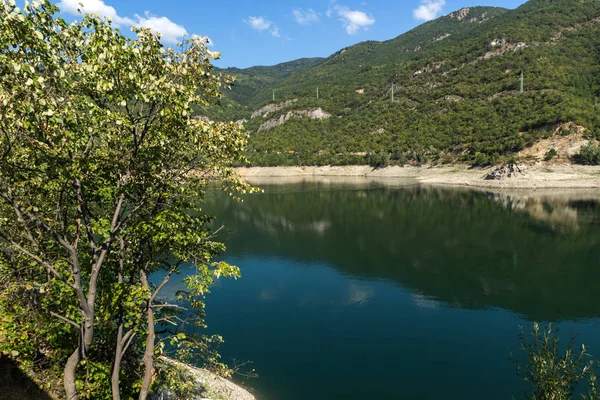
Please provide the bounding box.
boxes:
[413,0,446,21]
[293,8,319,25]
[133,12,187,44]
[56,0,191,44]
[244,15,272,31]
[57,0,133,26]
[328,3,375,35]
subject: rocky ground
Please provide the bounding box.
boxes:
[150,358,255,400]
[235,164,600,189]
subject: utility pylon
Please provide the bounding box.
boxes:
[520,71,524,94]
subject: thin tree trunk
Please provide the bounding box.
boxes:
[64,315,93,400]
[112,237,126,400]
[139,270,155,400]
[112,324,124,400]
[64,345,82,400]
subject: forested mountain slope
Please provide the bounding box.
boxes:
[202,0,600,166]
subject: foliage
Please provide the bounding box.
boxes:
[512,323,598,400]
[573,142,600,165]
[0,1,253,399]
[201,0,600,167]
[366,151,390,168]
[545,148,558,162]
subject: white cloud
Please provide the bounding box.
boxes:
[244,15,282,38]
[57,0,133,26]
[328,3,375,35]
[56,0,191,44]
[293,8,319,25]
[270,26,281,38]
[244,15,272,31]
[413,0,446,21]
[134,12,187,44]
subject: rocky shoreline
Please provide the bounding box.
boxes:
[150,358,255,400]
[235,164,600,189]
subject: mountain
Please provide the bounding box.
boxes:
[202,0,600,167]
[216,57,325,105]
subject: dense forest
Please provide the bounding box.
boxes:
[200,0,600,166]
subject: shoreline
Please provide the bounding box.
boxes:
[236,164,600,189]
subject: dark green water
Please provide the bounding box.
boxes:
[162,180,600,399]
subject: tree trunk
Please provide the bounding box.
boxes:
[112,238,125,400]
[64,315,94,400]
[111,324,124,400]
[64,346,82,400]
[139,270,155,400]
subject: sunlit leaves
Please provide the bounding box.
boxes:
[0,1,253,397]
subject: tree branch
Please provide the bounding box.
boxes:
[50,311,81,330]
[0,230,76,291]
[0,189,75,254]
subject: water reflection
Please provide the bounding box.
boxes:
[206,181,600,321]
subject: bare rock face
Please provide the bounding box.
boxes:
[433,33,451,41]
[257,108,331,132]
[485,164,527,180]
[251,99,297,119]
[449,8,470,21]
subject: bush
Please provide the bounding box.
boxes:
[511,323,598,400]
[573,142,600,165]
[366,151,390,168]
[544,148,558,161]
[473,152,491,166]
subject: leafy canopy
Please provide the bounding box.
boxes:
[0,1,253,398]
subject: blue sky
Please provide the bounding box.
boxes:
[50,0,527,68]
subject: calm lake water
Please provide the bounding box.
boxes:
[161,179,600,399]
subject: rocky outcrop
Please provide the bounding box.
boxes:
[517,123,591,161]
[258,108,331,132]
[433,33,451,42]
[251,99,297,119]
[412,61,445,78]
[485,164,527,180]
[449,8,471,21]
[483,40,527,59]
[444,95,463,103]
[448,8,490,23]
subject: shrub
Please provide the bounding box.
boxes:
[366,151,390,168]
[573,142,600,165]
[544,148,558,161]
[473,152,491,166]
[511,323,598,400]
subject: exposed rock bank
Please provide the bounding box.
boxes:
[150,358,255,400]
[235,165,600,189]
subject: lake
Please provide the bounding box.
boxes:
[162,178,600,399]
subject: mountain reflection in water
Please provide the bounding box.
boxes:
[206,182,600,321]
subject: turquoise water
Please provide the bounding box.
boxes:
[162,181,600,399]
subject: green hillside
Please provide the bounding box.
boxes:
[206,57,325,120]
[203,0,600,166]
